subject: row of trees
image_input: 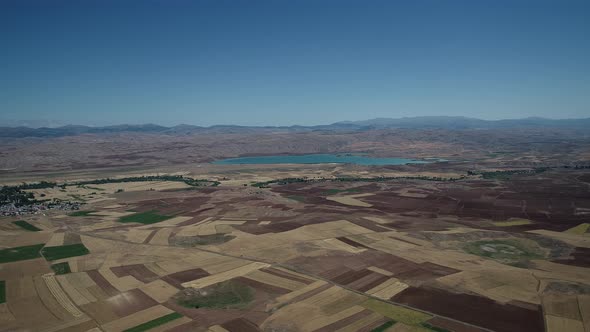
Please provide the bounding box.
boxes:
[72,175,220,187]
[2,175,220,207]
[10,175,221,191]
[468,168,547,179]
[252,174,465,188]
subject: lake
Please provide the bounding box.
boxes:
[213,154,436,166]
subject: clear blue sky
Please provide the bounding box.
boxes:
[1,0,589,126]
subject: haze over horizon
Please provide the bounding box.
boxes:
[2,0,589,126]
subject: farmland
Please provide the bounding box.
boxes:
[123,312,183,332]
[12,220,41,231]
[119,211,174,225]
[41,243,90,261]
[0,127,589,332]
[0,244,44,263]
[51,262,72,275]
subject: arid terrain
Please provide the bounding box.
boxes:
[1,127,589,332]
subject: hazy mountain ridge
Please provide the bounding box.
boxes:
[2,116,589,138]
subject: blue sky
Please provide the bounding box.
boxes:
[1,0,589,126]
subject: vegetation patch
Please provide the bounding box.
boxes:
[0,280,5,303]
[493,219,532,227]
[371,320,396,332]
[175,280,254,309]
[469,168,546,180]
[362,299,431,326]
[463,239,544,267]
[123,312,183,332]
[1,186,37,206]
[69,210,96,217]
[252,175,464,188]
[42,243,90,261]
[74,175,219,187]
[119,211,173,224]
[564,223,589,235]
[13,220,41,231]
[0,244,44,263]
[421,322,451,332]
[51,262,71,275]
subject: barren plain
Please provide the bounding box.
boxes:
[1,128,589,332]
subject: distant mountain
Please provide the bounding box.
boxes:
[334,116,590,129]
[0,124,170,138]
[0,119,67,128]
[1,116,589,138]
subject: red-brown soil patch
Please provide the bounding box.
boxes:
[110,264,160,283]
[392,286,544,332]
[134,196,210,215]
[426,317,488,332]
[336,236,372,249]
[319,266,355,280]
[87,270,119,296]
[330,268,374,285]
[351,273,390,293]
[395,262,460,282]
[552,247,590,268]
[221,317,262,332]
[323,267,389,292]
[162,268,210,289]
[289,251,458,284]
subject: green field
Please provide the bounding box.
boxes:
[176,280,254,309]
[118,211,173,224]
[13,220,41,231]
[493,219,532,227]
[421,322,451,332]
[69,210,96,217]
[371,320,396,332]
[51,262,72,275]
[0,244,44,264]
[123,312,183,332]
[42,243,90,261]
[565,223,590,235]
[0,280,5,303]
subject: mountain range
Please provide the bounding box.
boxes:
[1,116,589,138]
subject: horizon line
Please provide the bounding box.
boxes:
[3,115,590,129]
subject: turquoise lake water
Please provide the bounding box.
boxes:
[213,154,435,166]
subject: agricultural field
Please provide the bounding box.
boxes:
[1,149,589,332]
